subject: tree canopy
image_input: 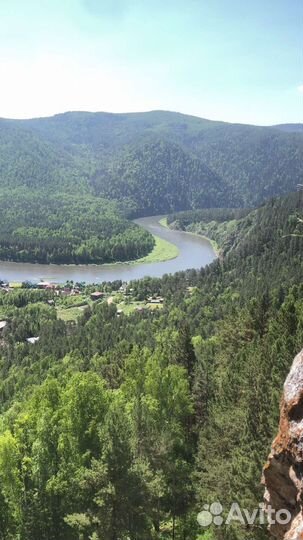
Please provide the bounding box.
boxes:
[0,192,302,539]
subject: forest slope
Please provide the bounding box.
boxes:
[0,192,302,539]
[1,111,303,212]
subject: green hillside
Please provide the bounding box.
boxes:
[92,140,228,214]
[1,111,303,211]
[0,192,302,539]
[0,120,89,193]
[1,110,302,263]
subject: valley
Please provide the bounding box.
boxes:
[1,0,301,537]
[1,112,303,213]
[0,111,302,270]
[0,215,216,282]
[0,111,302,540]
[0,191,302,540]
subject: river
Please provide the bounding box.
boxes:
[0,216,217,283]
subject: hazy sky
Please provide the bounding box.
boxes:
[0,0,302,124]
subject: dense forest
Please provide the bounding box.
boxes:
[0,191,154,264]
[0,111,303,264]
[91,140,228,214]
[1,111,303,213]
[0,191,302,539]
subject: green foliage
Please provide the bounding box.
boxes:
[0,191,302,538]
[1,110,303,264]
[93,140,227,214]
[1,111,303,216]
[0,191,154,263]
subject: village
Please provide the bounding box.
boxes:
[0,279,165,344]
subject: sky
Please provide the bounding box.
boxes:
[0,0,302,125]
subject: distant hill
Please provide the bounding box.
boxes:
[0,110,303,213]
[273,123,303,133]
[91,140,228,214]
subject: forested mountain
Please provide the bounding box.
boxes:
[91,140,228,214]
[0,110,302,263]
[1,111,303,211]
[0,120,89,193]
[0,191,302,539]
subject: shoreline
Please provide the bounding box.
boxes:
[134,234,179,264]
[161,217,220,258]
[0,215,220,281]
[0,232,180,271]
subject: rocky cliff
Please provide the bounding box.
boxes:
[263,350,303,539]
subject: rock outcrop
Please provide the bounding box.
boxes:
[263,350,303,539]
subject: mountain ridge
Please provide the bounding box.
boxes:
[1,108,301,129]
[0,110,302,215]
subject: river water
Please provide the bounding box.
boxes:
[0,216,216,283]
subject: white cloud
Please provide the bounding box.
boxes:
[298,85,303,94]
